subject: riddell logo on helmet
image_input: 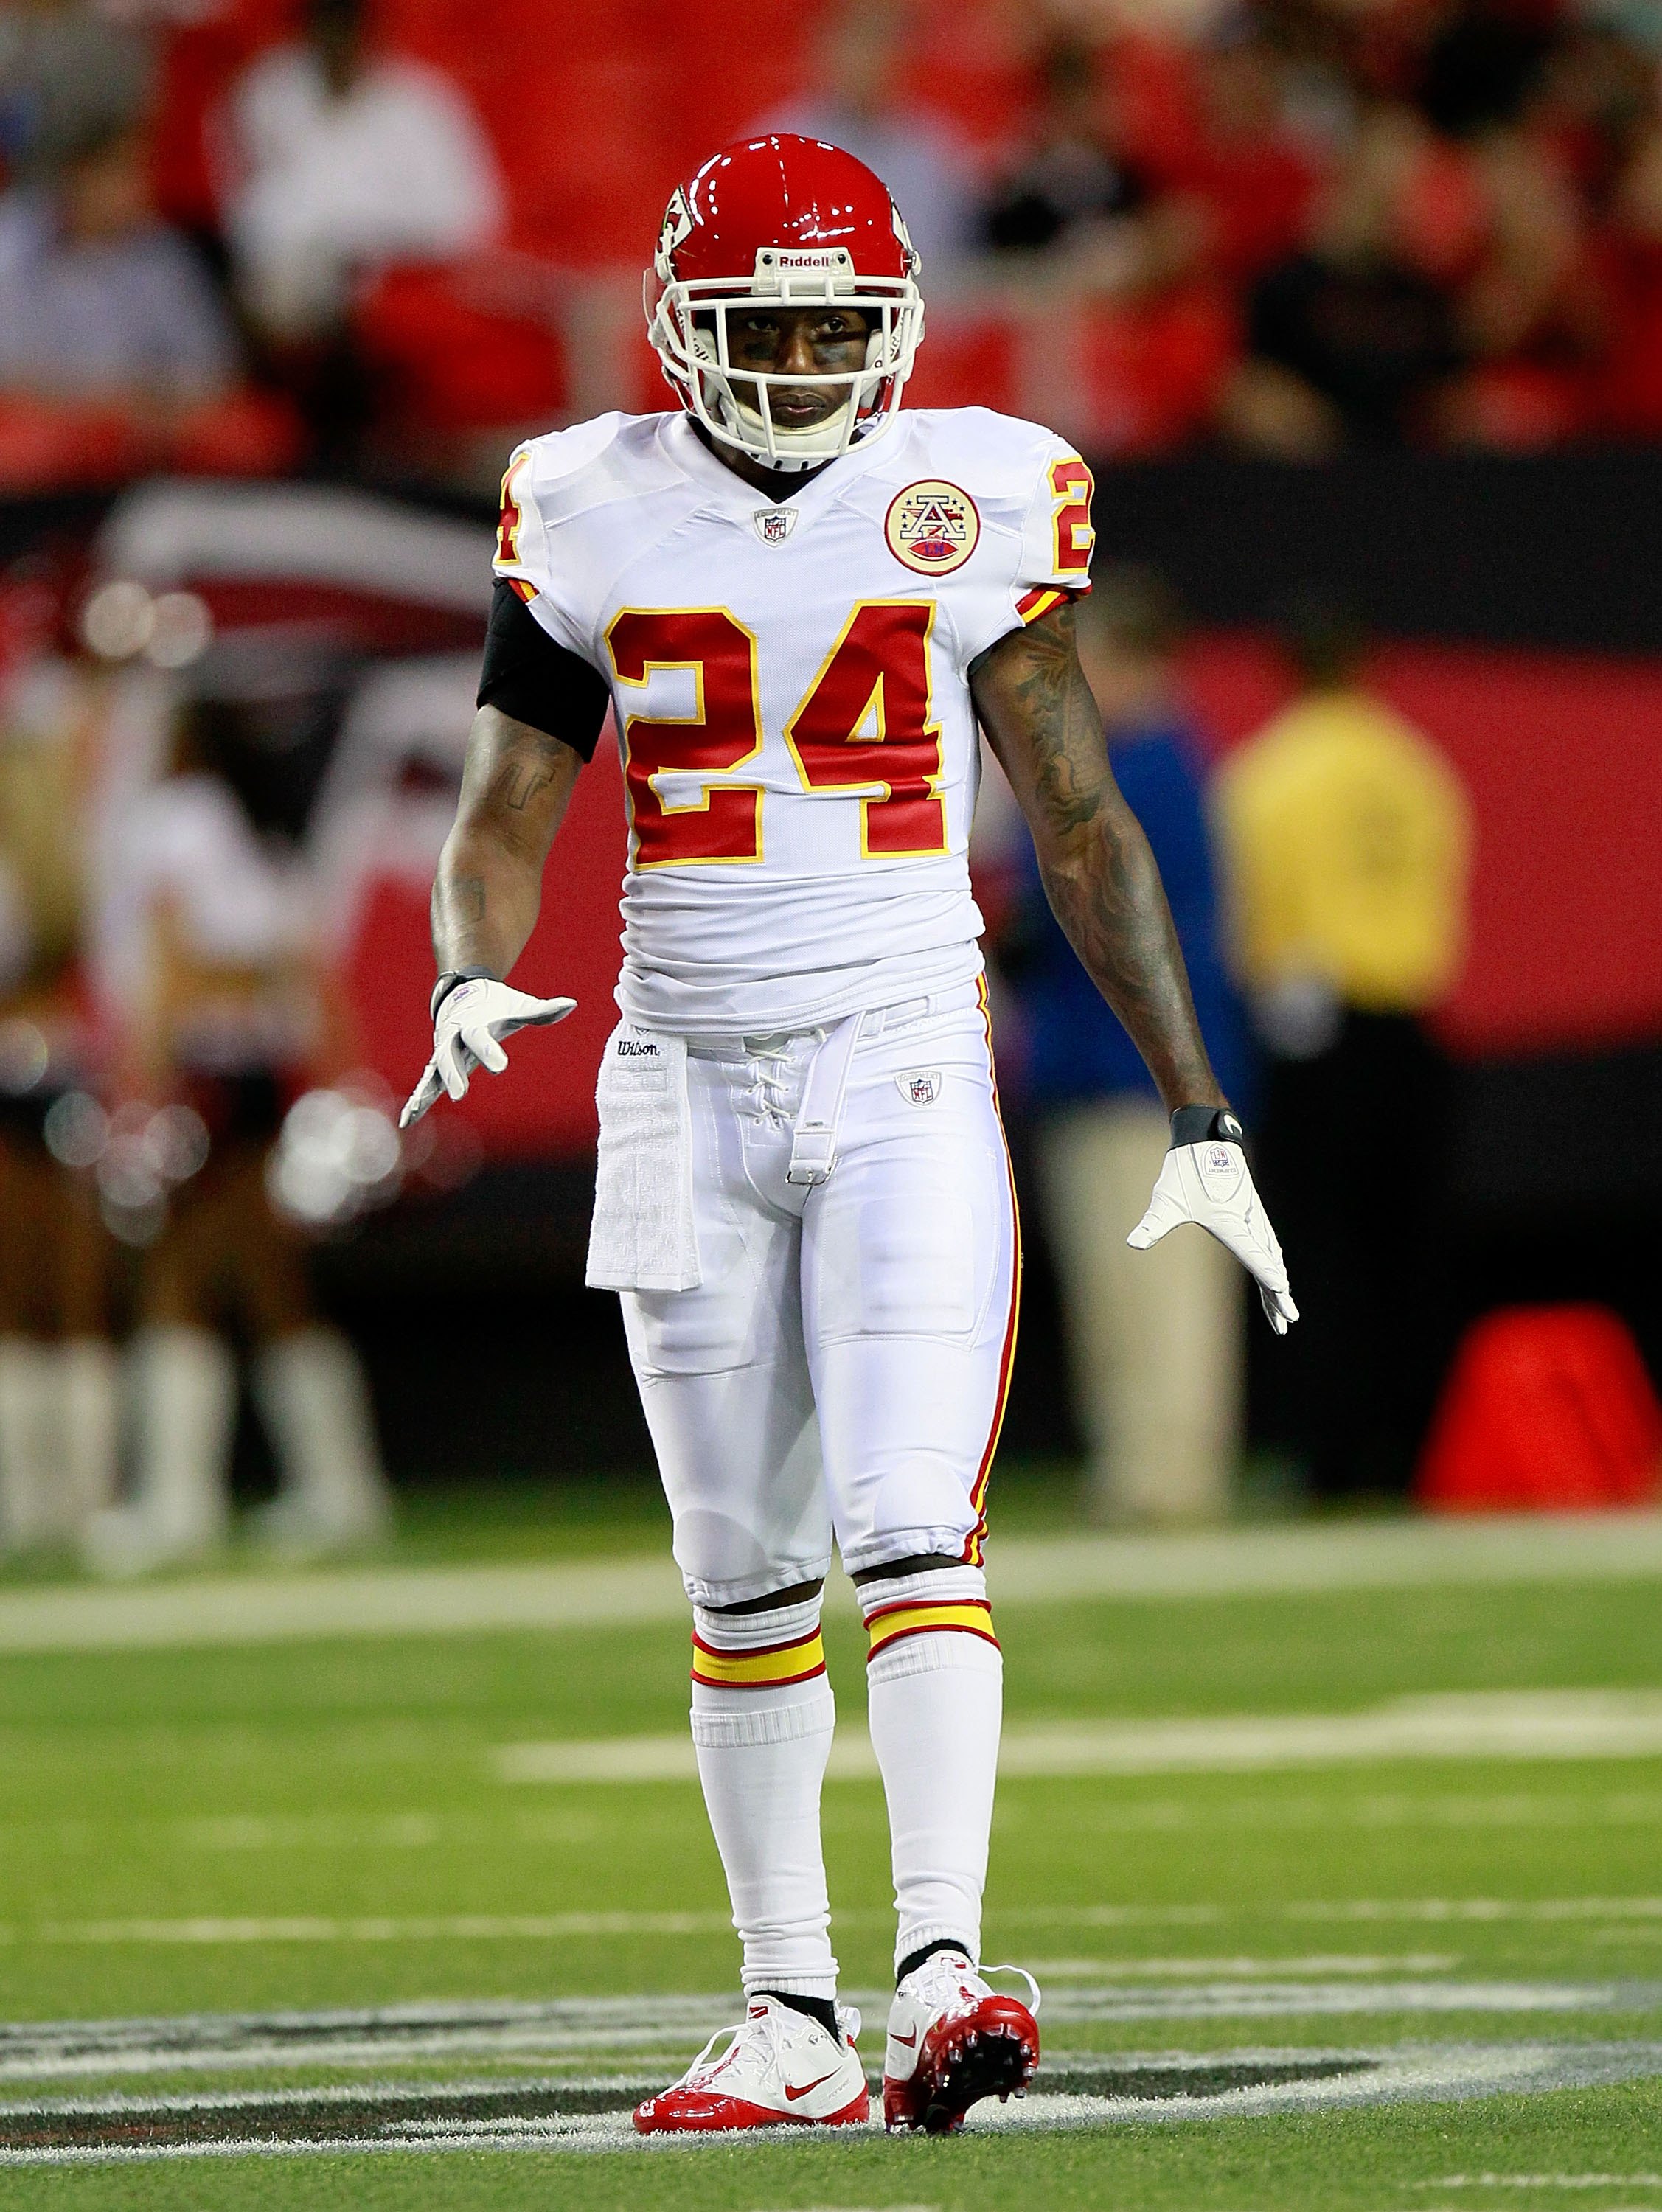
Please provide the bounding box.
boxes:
[758,248,853,271]
[885,481,981,575]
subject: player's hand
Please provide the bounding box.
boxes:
[1128,1112,1298,1335]
[400,978,576,1128]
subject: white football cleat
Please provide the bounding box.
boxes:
[633,1995,869,2134]
[883,1951,1040,2133]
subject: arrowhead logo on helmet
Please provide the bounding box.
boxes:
[656,187,695,279]
[646,134,926,473]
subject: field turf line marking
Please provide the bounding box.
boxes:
[3,1514,1660,1652]
[1,2042,1661,2163]
[496,1691,1662,1784]
[1025,1955,1461,1977]
[8,1903,1662,1947]
[11,1911,737,1945]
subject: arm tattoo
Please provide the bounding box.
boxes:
[489,757,558,813]
[430,706,582,977]
[973,602,1222,1112]
[1000,611,1110,838]
[479,720,569,815]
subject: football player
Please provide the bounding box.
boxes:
[404,133,1296,2137]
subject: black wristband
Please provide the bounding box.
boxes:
[1169,1105,1244,1149]
[431,967,499,1019]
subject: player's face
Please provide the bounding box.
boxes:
[718,306,874,431]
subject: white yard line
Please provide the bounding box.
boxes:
[0,2040,1659,2163]
[1,1513,1659,1652]
[1025,1955,1460,1978]
[16,1911,739,1947]
[3,1988,1658,2089]
[5,1899,1661,1955]
[495,1691,1662,1785]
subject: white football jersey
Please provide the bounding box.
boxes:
[494,406,1094,1035]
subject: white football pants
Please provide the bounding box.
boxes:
[621,979,1019,1606]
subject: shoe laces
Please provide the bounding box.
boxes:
[904,1952,1042,2017]
[673,1998,850,2094]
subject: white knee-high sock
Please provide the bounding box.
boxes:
[252,1328,392,1543]
[860,1565,1003,1973]
[0,1337,54,1551]
[689,1596,838,2000]
[58,1338,120,1536]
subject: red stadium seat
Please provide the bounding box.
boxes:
[354,261,569,434]
[1415,1304,1662,1513]
[900,310,1019,416]
[1081,285,1238,453]
[168,388,307,476]
[0,398,145,492]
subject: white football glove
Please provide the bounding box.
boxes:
[400,976,576,1129]
[1128,1110,1298,1335]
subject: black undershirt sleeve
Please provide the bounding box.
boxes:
[476,580,609,762]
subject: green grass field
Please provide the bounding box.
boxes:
[1,1474,1660,2209]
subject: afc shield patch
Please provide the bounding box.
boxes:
[897,1068,942,1107]
[753,506,798,546]
[884,481,981,576]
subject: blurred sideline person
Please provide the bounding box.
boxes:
[1001,570,1248,1525]
[219,0,504,345]
[404,135,1293,2138]
[88,694,389,1574]
[756,0,980,271]
[1214,602,1469,1501]
[0,120,238,409]
[0,0,153,184]
[0,644,117,1551]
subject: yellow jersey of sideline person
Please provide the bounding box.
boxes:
[1214,681,1470,1024]
[1214,612,1470,1506]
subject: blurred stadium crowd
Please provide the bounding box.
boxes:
[4,0,1662,495]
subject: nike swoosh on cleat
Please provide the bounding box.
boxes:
[890,2028,917,2046]
[784,2072,838,2101]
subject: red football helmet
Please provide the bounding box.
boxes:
[647,133,925,472]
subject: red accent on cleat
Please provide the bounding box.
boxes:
[883,1994,1038,2134]
[633,2081,869,2135]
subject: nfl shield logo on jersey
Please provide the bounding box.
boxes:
[754,507,798,546]
[885,481,981,575]
[898,1069,942,1106]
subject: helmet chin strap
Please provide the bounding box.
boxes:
[682,316,903,471]
[731,393,855,470]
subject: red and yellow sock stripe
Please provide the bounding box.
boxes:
[865,1596,998,1664]
[690,1627,826,1690]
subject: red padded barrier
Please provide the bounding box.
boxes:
[1415,1305,1662,1513]
[346,737,627,1155]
